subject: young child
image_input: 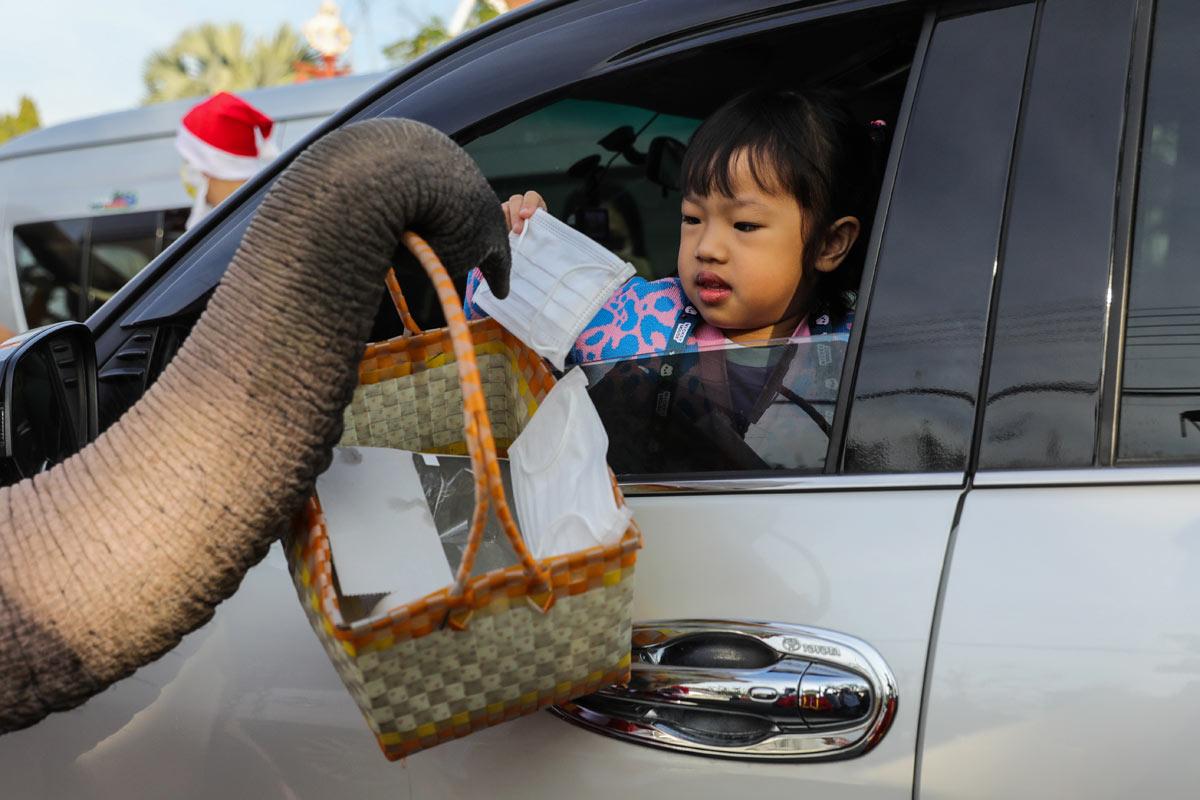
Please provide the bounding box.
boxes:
[466,88,877,364]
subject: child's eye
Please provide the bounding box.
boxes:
[734,221,762,232]
[681,215,700,225]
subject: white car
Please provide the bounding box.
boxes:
[3,0,1197,797]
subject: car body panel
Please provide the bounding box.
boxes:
[919,481,1200,799]
[1,489,959,799]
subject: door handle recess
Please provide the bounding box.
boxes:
[551,620,898,761]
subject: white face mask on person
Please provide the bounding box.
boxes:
[508,367,631,560]
[473,208,635,370]
[181,164,212,231]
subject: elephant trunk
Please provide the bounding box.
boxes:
[0,119,509,732]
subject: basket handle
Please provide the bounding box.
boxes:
[400,233,555,620]
[385,267,424,335]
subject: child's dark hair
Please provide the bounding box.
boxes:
[681,88,881,319]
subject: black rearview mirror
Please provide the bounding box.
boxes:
[0,322,98,486]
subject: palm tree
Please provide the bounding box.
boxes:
[0,96,40,144]
[382,1,502,65]
[142,23,320,105]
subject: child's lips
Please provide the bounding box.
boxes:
[695,271,732,304]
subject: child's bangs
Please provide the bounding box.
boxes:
[682,133,794,200]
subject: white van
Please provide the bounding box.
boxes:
[0,72,385,335]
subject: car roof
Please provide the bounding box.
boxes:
[0,71,389,162]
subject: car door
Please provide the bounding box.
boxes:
[916,1,1200,797]
[0,1,1032,798]
[402,3,1035,798]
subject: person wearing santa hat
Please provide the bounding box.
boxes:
[176,92,279,230]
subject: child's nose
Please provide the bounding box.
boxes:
[694,227,727,262]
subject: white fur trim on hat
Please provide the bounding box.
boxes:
[175,124,267,181]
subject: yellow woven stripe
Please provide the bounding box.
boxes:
[363,634,395,652]
[602,568,623,587]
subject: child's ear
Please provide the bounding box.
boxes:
[814,216,861,273]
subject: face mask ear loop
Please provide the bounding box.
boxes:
[514,216,533,253]
[514,386,577,474]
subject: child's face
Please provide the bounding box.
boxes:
[677,154,818,342]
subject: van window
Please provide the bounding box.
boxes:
[87,215,158,316]
[461,11,921,476]
[14,209,186,327]
[14,220,86,328]
[1118,0,1200,462]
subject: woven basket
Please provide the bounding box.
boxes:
[287,233,642,760]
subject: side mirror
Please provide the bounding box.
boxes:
[645,136,686,193]
[0,321,98,486]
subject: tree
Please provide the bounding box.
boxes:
[382,2,499,64]
[143,23,320,105]
[0,96,40,144]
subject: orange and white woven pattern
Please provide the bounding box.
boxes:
[287,234,641,760]
[341,338,538,453]
[291,501,636,757]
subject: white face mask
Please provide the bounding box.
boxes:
[473,208,635,370]
[181,164,212,231]
[508,368,631,560]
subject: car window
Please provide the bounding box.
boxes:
[977,0,1137,470]
[843,2,1035,475]
[461,13,922,477]
[583,336,845,476]
[1118,0,1200,462]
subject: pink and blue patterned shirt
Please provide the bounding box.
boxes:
[464,268,847,364]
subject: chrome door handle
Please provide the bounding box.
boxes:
[551,621,898,761]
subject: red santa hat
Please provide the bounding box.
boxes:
[175,92,278,181]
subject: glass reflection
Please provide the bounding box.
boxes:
[1119,0,1200,462]
[581,335,846,477]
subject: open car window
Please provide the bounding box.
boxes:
[460,11,920,478]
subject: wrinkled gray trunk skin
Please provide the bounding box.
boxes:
[0,119,510,733]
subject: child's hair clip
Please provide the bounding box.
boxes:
[867,119,890,149]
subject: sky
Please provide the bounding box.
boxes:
[0,1,460,126]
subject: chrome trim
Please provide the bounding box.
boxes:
[974,465,1200,488]
[551,620,898,762]
[618,472,963,495]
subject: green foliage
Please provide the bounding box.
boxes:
[142,22,320,105]
[383,2,499,64]
[0,96,40,145]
